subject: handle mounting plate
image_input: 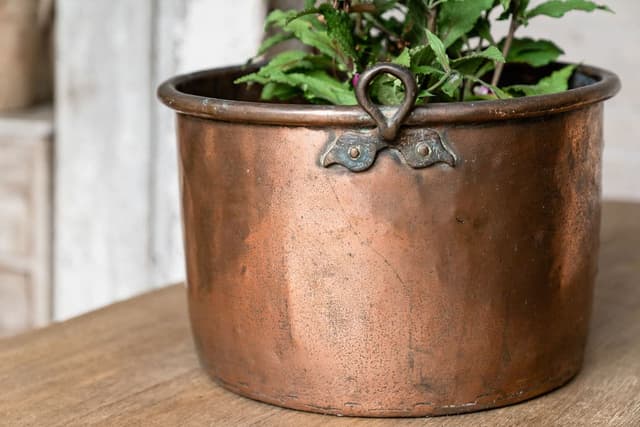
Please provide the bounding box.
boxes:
[320,63,458,172]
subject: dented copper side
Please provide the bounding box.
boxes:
[158,63,620,417]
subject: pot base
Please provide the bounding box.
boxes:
[208,367,580,417]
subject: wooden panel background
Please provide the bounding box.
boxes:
[0,107,52,336]
[55,1,154,320]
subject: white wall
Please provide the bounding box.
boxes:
[54,0,266,320]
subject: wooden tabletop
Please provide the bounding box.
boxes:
[1,201,639,426]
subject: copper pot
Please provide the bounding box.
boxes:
[158,63,619,417]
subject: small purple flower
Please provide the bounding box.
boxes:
[473,85,493,96]
[352,73,360,87]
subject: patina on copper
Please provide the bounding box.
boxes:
[158,63,620,417]
[321,63,457,172]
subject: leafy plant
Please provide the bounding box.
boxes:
[236,0,611,105]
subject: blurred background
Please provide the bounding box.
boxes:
[0,0,638,337]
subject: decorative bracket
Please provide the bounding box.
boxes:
[320,63,457,172]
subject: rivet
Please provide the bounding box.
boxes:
[416,143,430,157]
[349,146,361,159]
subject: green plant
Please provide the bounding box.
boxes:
[235,0,611,105]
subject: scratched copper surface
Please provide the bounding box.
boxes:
[160,64,619,417]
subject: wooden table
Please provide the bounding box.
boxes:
[1,202,639,426]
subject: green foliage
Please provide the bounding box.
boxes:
[236,0,612,105]
[505,38,564,67]
[504,64,577,96]
[437,0,493,48]
[318,4,358,69]
[257,33,293,55]
[526,0,612,19]
[236,51,356,104]
[452,46,506,64]
[426,29,450,72]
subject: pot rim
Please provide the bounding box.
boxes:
[157,63,620,126]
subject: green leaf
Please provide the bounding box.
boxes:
[412,65,446,76]
[438,0,494,47]
[268,70,357,105]
[255,51,311,73]
[499,0,531,24]
[449,45,503,78]
[408,43,435,71]
[285,16,336,58]
[441,72,463,98]
[417,89,434,103]
[452,45,505,64]
[426,29,450,72]
[371,76,406,105]
[285,8,320,25]
[393,48,411,67]
[526,0,612,19]
[234,51,323,85]
[505,38,564,67]
[318,4,358,67]
[236,50,357,105]
[265,9,296,30]
[261,82,299,101]
[475,18,495,45]
[234,72,268,86]
[504,64,576,96]
[500,0,511,10]
[257,32,293,55]
[403,0,429,46]
[235,51,309,85]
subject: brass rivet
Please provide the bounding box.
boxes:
[349,146,361,159]
[416,143,430,157]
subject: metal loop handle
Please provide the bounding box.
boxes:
[355,63,418,142]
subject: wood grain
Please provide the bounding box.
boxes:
[1,201,638,426]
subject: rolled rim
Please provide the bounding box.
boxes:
[157,63,620,126]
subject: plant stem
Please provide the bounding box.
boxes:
[462,78,472,101]
[427,71,452,93]
[351,4,377,14]
[491,8,519,86]
[427,6,438,33]
[355,10,362,36]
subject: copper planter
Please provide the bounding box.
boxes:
[158,63,619,417]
